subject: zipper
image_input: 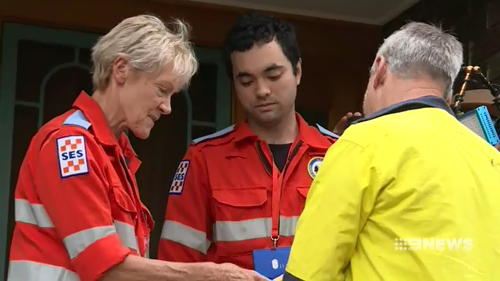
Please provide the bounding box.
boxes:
[285,141,302,171]
[255,142,272,176]
[118,155,141,217]
[280,140,302,195]
[275,140,302,245]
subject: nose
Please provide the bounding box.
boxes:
[159,101,171,115]
[255,79,271,98]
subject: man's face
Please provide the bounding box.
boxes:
[230,40,301,125]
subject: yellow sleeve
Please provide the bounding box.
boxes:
[286,139,381,281]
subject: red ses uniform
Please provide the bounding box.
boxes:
[157,114,338,269]
[9,92,154,281]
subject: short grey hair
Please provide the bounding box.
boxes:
[92,15,198,91]
[370,22,463,99]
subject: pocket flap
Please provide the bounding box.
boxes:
[297,187,310,198]
[141,205,155,230]
[112,187,137,213]
[213,188,267,207]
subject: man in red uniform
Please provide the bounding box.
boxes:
[158,12,343,279]
[9,15,266,281]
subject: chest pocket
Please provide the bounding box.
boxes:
[213,187,268,220]
[110,186,140,255]
[212,187,269,257]
[296,186,309,203]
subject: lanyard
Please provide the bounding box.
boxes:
[255,140,303,249]
[271,163,282,248]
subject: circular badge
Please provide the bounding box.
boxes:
[307,157,324,179]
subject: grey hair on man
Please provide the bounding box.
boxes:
[370,22,463,100]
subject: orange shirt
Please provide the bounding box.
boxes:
[9,92,154,281]
[157,114,337,269]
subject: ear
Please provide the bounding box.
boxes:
[295,58,302,86]
[111,57,129,86]
[372,56,388,90]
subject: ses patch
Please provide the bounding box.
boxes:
[57,136,89,178]
[169,160,190,195]
[307,157,324,179]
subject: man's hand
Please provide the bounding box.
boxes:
[207,263,269,281]
[495,143,500,152]
[333,112,362,136]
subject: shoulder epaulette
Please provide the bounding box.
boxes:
[62,110,91,130]
[315,124,340,140]
[192,125,235,145]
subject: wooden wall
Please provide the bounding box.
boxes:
[0,0,381,128]
[383,0,500,115]
[384,0,499,73]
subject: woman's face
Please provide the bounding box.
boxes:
[119,63,183,140]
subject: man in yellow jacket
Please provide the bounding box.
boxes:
[284,22,500,281]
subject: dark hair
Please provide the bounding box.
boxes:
[222,11,301,79]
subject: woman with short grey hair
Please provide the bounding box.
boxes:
[8,14,266,281]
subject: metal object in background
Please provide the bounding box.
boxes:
[457,106,500,146]
[452,65,500,146]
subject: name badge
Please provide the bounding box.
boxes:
[253,247,291,279]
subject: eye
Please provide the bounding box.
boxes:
[157,87,170,97]
[268,74,282,81]
[240,80,252,87]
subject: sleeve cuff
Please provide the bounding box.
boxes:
[72,233,131,281]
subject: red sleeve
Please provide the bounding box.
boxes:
[34,128,130,281]
[157,145,212,262]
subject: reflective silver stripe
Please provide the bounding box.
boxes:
[114,221,139,254]
[214,216,300,242]
[214,218,271,242]
[161,220,211,254]
[15,199,54,228]
[15,200,139,256]
[279,216,299,237]
[63,225,116,259]
[8,261,80,281]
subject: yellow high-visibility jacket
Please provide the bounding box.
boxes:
[286,97,500,281]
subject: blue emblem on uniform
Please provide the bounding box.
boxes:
[307,157,323,179]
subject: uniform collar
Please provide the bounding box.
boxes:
[72,92,138,159]
[354,96,453,124]
[233,113,330,149]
